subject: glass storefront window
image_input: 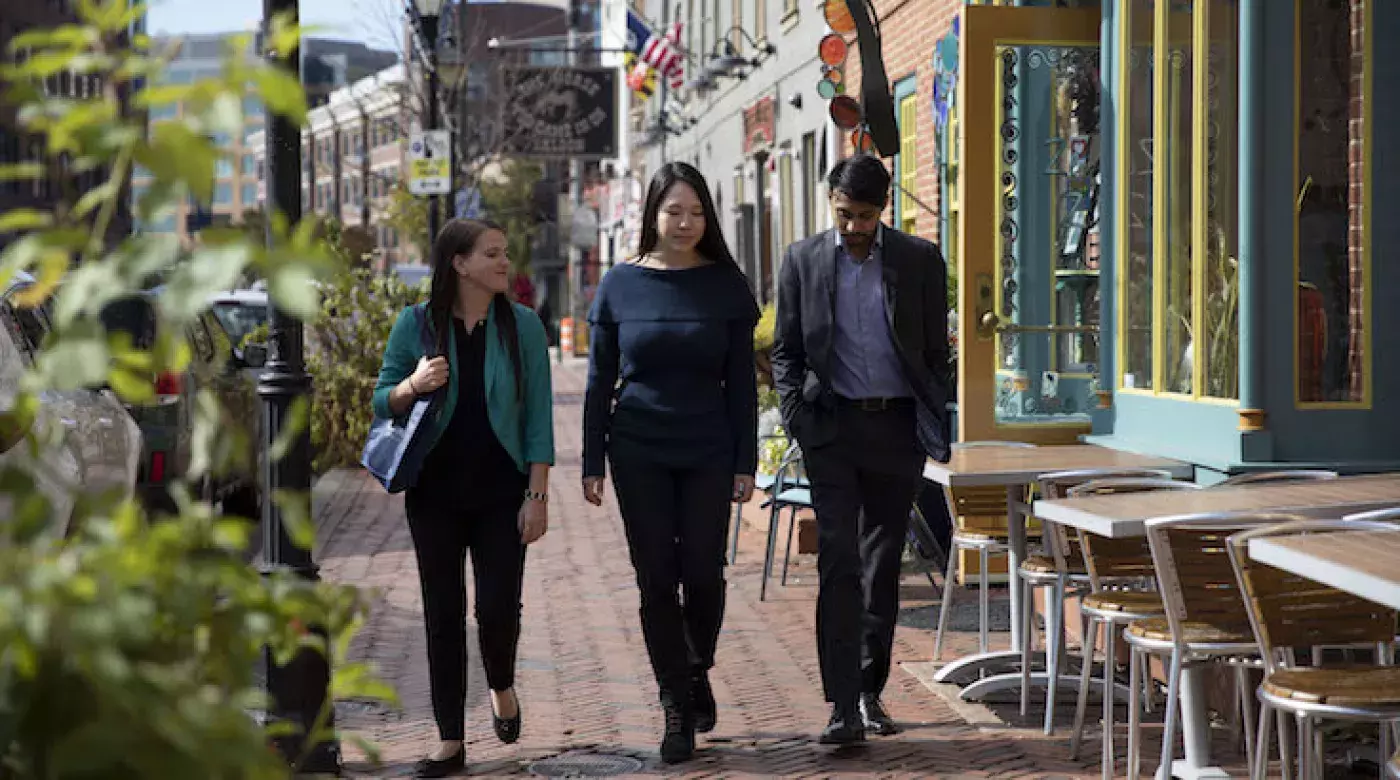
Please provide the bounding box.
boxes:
[1296,0,1367,405]
[1202,0,1239,399]
[1120,0,1155,390]
[1118,0,1239,400]
[1160,0,1193,394]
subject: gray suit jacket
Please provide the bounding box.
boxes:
[770,227,952,463]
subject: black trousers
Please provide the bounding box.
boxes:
[804,403,924,707]
[609,438,732,700]
[405,479,528,741]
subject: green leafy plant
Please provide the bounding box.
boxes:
[306,268,422,474]
[0,5,393,776]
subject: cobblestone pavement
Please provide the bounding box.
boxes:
[317,358,1299,778]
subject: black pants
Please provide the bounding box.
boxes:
[609,438,732,700]
[804,403,924,706]
[406,481,528,741]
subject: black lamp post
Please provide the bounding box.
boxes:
[259,0,338,771]
[411,0,446,242]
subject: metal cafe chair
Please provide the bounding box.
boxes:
[932,441,1040,660]
[1227,519,1400,780]
[1216,469,1340,487]
[1019,468,1173,734]
[1127,512,1306,780]
[1066,478,1202,774]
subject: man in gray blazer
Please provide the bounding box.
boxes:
[771,154,952,745]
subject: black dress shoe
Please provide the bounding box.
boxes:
[659,693,696,764]
[818,703,867,745]
[493,690,521,744]
[859,693,901,736]
[691,670,717,734]
[413,747,465,778]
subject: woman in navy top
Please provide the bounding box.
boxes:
[582,162,759,764]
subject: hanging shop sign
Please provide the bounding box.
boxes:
[499,66,619,159]
[742,95,776,155]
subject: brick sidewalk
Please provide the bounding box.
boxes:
[318,359,1262,778]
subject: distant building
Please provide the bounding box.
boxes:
[0,0,142,252]
[131,32,396,241]
[246,64,414,270]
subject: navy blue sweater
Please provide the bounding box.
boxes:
[583,261,760,479]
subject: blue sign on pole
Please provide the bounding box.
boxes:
[455,187,482,219]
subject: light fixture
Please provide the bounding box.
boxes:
[413,0,446,17]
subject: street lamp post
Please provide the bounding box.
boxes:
[259,0,338,771]
[412,0,445,243]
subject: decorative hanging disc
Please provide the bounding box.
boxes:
[822,65,845,85]
[817,80,837,99]
[851,128,876,153]
[823,0,856,35]
[829,94,862,130]
[819,33,848,67]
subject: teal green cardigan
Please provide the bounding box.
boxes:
[372,300,555,474]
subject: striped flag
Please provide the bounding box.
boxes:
[625,11,684,94]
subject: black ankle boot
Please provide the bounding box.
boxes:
[659,692,696,764]
[691,669,716,734]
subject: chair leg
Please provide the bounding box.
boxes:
[1380,718,1392,780]
[760,500,782,602]
[1102,621,1119,780]
[1070,613,1098,760]
[1277,707,1295,780]
[1297,714,1315,780]
[780,506,797,586]
[1020,578,1036,718]
[978,545,990,655]
[1043,577,1067,736]
[1126,646,1143,780]
[1236,665,1257,771]
[1155,650,1183,780]
[934,542,960,660]
[1252,700,1273,780]
[728,500,742,564]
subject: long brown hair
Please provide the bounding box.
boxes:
[427,218,523,400]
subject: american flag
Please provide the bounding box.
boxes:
[626,11,684,93]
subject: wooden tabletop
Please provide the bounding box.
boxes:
[922,444,1192,488]
[1035,474,1400,538]
[1249,529,1400,611]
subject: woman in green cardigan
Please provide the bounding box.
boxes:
[373,218,555,778]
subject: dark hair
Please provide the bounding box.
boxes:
[428,218,523,400]
[827,154,891,209]
[637,162,738,268]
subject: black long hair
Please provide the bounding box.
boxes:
[636,162,738,268]
[427,218,523,400]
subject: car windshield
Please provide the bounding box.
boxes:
[211,301,269,346]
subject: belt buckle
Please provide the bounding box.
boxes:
[861,398,886,412]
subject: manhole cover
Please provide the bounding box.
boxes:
[527,752,643,777]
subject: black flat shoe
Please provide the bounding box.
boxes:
[414,747,465,778]
[493,690,522,745]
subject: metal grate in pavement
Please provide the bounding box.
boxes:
[527,751,643,777]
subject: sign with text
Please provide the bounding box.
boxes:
[408,130,451,196]
[500,67,619,159]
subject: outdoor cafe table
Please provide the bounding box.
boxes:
[1248,528,1400,611]
[1034,473,1400,780]
[920,444,1191,701]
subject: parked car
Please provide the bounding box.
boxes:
[99,291,264,518]
[0,273,143,536]
[209,287,269,370]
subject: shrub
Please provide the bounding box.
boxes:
[306,268,424,474]
[0,8,392,777]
